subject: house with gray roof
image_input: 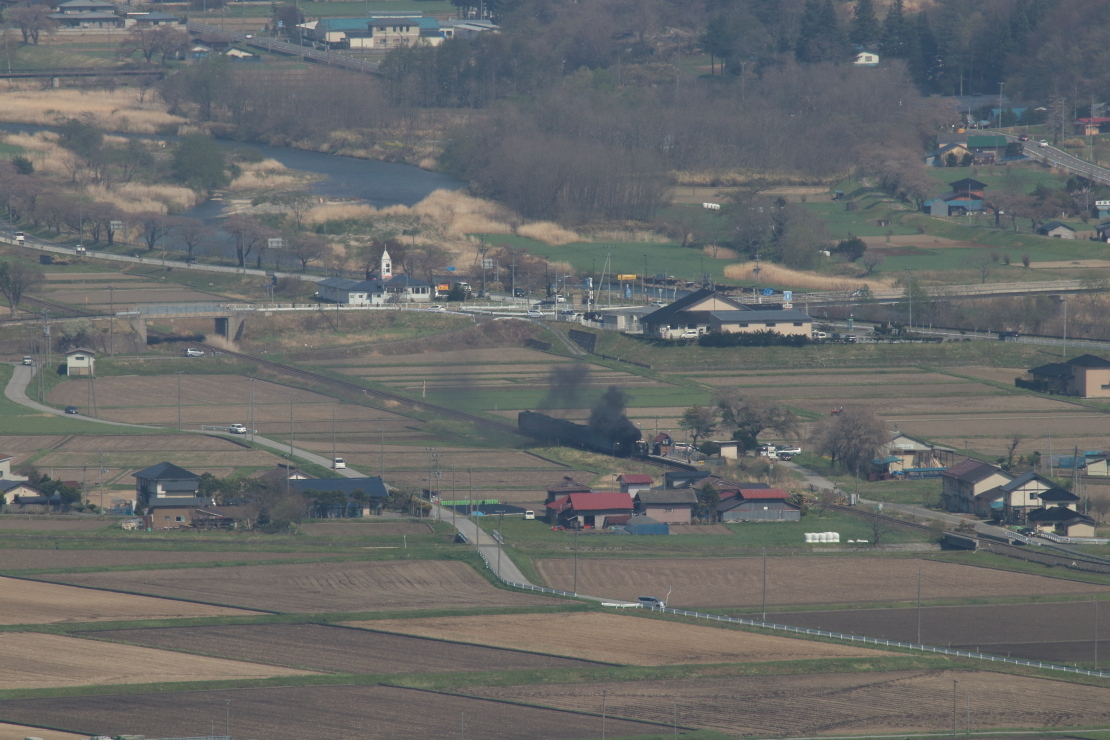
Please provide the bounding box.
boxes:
[316,276,385,305]
[634,489,697,524]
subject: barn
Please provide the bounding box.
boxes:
[716,488,800,522]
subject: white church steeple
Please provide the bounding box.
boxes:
[380,246,392,279]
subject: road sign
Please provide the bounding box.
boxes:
[109,220,124,231]
[446,266,455,271]
[617,274,637,281]
[783,291,792,302]
[481,259,494,269]
[267,238,283,249]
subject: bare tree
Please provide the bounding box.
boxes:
[0,261,45,318]
[286,233,325,271]
[815,405,888,473]
[7,6,55,45]
[865,513,893,547]
[969,253,994,284]
[138,211,168,251]
[224,214,269,267]
[1090,493,1110,524]
[713,388,798,449]
[861,252,885,276]
[679,404,717,449]
[1006,436,1022,469]
[277,192,314,231]
[169,217,213,259]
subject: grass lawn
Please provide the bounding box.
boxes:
[791,453,943,507]
[481,508,931,560]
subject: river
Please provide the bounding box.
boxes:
[0,122,464,267]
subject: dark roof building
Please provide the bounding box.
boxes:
[133,462,201,508]
[1023,355,1110,398]
[291,477,388,498]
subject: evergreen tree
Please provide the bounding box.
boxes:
[850,0,879,47]
[878,0,906,58]
[906,12,940,92]
[796,0,849,63]
[699,18,735,75]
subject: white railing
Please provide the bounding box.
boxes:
[1037,531,1110,545]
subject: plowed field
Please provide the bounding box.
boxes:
[0,685,654,740]
[42,560,555,612]
[465,668,1110,736]
[0,518,108,531]
[300,522,433,536]
[0,633,314,689]
[352,612,890,665]
[0,576,256,624]
[0,549,337,571]
[534,557,1110,608]
[92,623,598,673]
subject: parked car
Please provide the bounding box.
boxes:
[185,257,197,264]
[778,445,802,455]
[21,356,32,366]
[526,310,544,318]
[514,288,531,297]
[812,331,827,340]
[524,510,535,520]
[333,457,346,469]
[679,330,699,339]
[64,405,79,414]
[638,596,667,609]
[183,348,205,357]
[74,245,86,255]
[428,304,446,312]
[998,331,1020,340]
[229,423,247,434]
[13,231,24,243]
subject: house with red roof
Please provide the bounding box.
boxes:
[716,488,800,522]
[617,473,654,494]
[545,475,592,505]
[546,491,634,529]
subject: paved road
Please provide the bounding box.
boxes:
[1002,133,1110,183]
[4,362,544,583]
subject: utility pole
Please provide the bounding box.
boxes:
[917,568,922,644]
[108,286,114,355]
[761,546,767,621]
[952,679,959,737]
[248,378,255,442]
[573,526,579,595]
[176,371,182,430]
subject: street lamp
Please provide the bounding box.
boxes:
[904,267,916,331]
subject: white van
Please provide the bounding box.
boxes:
[524,510,535,520]
[638,596,666,609]
[333,458,346,469]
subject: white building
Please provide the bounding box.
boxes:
[316,277,385,305]
[65,348,95,376]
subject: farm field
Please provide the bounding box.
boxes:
[0,548,342,572]
[299,521,434,536]
[0,576,256,625]
[0,517,110,531]
[92,622,599,673]
[0,684,656,740]
[352,611,891,665]
[534,557,1110,609]
[767,600,1110,663]
[0,723,84,740]
[0,632,314,689]
[41,560,557,612]
[464,668,1110,737]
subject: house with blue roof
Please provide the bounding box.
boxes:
[923,177,988,217]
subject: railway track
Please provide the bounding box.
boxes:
[20,296,698,472]
[831,504,1110,574]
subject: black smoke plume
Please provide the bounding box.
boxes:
[539,363,590,413]
[589,385,641,445]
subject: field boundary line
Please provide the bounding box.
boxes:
[382,683,686,730]
[474,544,1110,682]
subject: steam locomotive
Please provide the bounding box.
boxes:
[518,410,646,457]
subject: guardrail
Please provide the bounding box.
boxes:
[1037,531,1110,545]
[473,528,1110,680]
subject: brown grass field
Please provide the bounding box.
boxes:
[0,633,314,689]
[92,623,599,673]
[0,549,340,571]
[0,576,256,625]
[0,518,109,531]
[42,560,556,613]
[0,685,654,740]
[465,668,1110,736]
[351,612,891,665]
[534,557,1110,609]
[0,723,85,740]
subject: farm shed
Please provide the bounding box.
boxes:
[664,470,711,489]
[634,489,697,524]
[618,474,654,494]
[1037,221,1076,239]
[717,489,800,522]
[146,501,205,528]
[621,515,669,535]
[940,459,1013,513]
[133,462,201,509]
[65,348,95,376]
[651,433,674,456]
[546,491,633,529]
